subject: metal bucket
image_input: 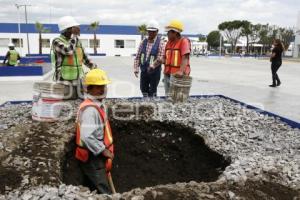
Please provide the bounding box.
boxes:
[32,82,65,122]
[169,75,192,103]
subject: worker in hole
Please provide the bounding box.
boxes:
[3,43,21,66]
[75,69,114,194]
[51,16,97,99]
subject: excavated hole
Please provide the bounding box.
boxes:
[63,120,230,193]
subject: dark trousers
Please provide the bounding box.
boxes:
[271,61,282,85]
[140,69,161,97]
[79,154,111,194]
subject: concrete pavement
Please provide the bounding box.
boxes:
[0,56,299,122]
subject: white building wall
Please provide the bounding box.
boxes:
[0,32,141,57]
[293,11,300,58]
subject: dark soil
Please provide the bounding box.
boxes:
[110,120,229,193]
[0,167,22,193]
[232,180,300,200]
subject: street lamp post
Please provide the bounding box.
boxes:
[15,4,31,55]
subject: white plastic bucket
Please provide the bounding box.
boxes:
[32,82,65,122]
[32,96,63,122]
[169,75,193,103]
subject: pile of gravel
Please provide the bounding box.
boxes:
[0,97,299,199]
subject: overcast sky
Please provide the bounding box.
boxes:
[0,0,299,34]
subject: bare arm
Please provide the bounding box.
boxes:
[175,54,189,75]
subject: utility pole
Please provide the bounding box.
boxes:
[15,4,31,55]
[15,4,22,55]
[219,34,223,57]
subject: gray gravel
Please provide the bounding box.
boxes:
[0,97,299,199]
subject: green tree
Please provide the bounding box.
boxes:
[88,21,100,55]
[241,20,252,53]
[218,20,243,53]
[198,35,207,42]
[138,24,147,40]
[35,22,50,54]
[279,27,295,50]
[258,24,270,54]
[206,30,220,50]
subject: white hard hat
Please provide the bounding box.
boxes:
[58,16,80,32]
[8,43,15,47]
[147,20,159,31]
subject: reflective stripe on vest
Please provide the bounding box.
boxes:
[8,50,18,65]
[139,37,161,72]
[164,38,191,75]
[76,99,114,155]
[51,36,84,80]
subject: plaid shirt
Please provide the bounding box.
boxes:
[52,35,94,69]
[134,36,165,73]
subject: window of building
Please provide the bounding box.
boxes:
[41,39,50,48]
[12,38,23,47]
[0,38,10,47]
[125,40,136,48]
[89,39,100,48]
[80,39,89,48]
[115,40,124,48]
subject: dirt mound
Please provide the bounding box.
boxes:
[0,120,75,194]
[232,180,300,200]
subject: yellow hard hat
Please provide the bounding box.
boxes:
[84,69,111,86]
[165,20,184,33]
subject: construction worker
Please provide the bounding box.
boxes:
[3,43,21,66]
[134,20,165,97]
[163,20,191,96]
[51,16,97,99]
[75,69,114,194]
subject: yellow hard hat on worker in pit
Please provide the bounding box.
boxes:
[165,20,184,33]
[84,69,111,86]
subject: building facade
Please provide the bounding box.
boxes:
[293,12,300,58]
[0,23,203,57]
[0,23,141,57]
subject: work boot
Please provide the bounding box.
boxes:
[276,81,281,86]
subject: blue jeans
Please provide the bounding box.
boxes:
[140,68,161,97]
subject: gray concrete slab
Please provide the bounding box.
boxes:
[0,56,299,122]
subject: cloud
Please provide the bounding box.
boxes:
[0,0,299,34]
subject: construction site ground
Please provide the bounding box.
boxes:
[0,57,300,199]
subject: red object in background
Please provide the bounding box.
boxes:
[35,60,45,64]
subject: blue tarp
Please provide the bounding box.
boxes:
[0,56,51,64]
[0,66,43,76]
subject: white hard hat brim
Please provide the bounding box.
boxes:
[147,28,159,31]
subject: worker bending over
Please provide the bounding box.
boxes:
[3,43,21,66]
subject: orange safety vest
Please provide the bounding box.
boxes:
[75,99,114,170]
[164,37,191,75]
